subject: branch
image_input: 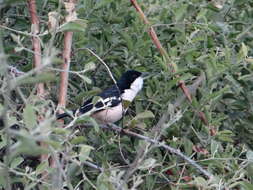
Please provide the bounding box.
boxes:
[53,0,76,180]
[57,0,76,111]
[130,0,209,119]
[130,0,175,72]
[27,0,49,175]
[0,24,48,37]
[101,124,213,179]
[85,48,117,85]
[27,0,45,97]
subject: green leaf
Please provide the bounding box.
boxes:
[231,182,253,190]
[74,88,101,105]
[240,182,253,190]
[204,86,230,103]
[0,169,6,187]
[138,158,156,170]
[0,104,3,113]
[134,110,155,120]
[128,110,154,127]
[174,4,188,21]
[84,62,96,71]
[58,19,87,32]
[67,162,81,179]
[119,31,133,51]
[94,0,114,9]
[145,85,153,98]
[79,74,92,84]
[76,115,99,132]
[89,117,100,133]
[79,145,94,162]
[225,75,243,93]
[9,130,49,159]
[211,140,221,155]
[238,74,253,81]
[23,104,37,128]
[246,150,253,162]
[183,138,193,156]
[71,136,86,145]
[36,161,48,175]
[215,130,235,143]
[96,172,116,190]
[52,128,68,135]
[0,136,7,150]
[10,157,24,168]
[241,42,248,58]
[193,177,208,187]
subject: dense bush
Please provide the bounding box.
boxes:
[1,0,253,189]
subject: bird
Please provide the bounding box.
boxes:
[56,70,147,124]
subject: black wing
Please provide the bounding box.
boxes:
[56,84,122,120]
[79,84,121,114]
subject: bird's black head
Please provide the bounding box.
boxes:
[116,70,142,91]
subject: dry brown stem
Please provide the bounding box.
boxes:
[130,0,207,124]
[53,0,76,174]
[58,0,76,112]
[27,0,49,178]
[27,0,45,97]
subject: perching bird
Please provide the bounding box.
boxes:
[57,70,146,124]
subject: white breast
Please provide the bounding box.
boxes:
[91,103,124,124]
[121,77,143,102]
[91,77,143,124]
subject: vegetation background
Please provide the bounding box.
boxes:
[0,0,253,189]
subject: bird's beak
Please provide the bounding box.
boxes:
[141,72,149,79]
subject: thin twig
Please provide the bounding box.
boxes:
[100,124,213,179]
[84,48,117,85]
[0,24,48,37]
[83,161,103,171]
